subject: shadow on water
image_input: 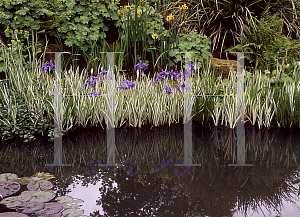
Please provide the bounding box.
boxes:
[1,123,300,216]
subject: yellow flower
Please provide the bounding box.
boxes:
[152,33,158,40]
[4,26,9,33]
[166,14,174,21]
[182,4,188,10]
[137,9,142,15]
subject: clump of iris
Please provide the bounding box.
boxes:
[152,61,197,95]
[40,60,55,71]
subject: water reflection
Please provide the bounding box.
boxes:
[1,124,300,216]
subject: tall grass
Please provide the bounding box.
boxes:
[1,32,300,142]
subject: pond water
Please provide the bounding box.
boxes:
[1,123,300,216]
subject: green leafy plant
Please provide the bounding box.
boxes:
[119,0,178,73]
[168,28,212,70]
[226,13,300,75]
[163,0,300,58]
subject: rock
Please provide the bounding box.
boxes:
[204,57,238,79]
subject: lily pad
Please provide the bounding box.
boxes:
[0,196,22,208]
[33,173,55,181]
[27,180,53,191]
[14,177,42,185]
[0,173,18,181]
[17,201,44,214]
[30,191,55,203]
[18,191,38,202]
[55,196,74,203]
[17,191,55,203]
[35,202,63,215]
[62,199,84,209]
[0,213,28,217]
[37,213,62,217]
[0,180,21,197]
[62,208,84,217]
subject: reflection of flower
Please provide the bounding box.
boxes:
[45,166,54,173]
[85,169,102,182]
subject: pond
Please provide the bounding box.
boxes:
[1,123,300,216]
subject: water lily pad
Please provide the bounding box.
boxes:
[55,196,73,203]
[62,208,84,217]
[37,213,62,217]
[17,201,44,214]
[17,191,55,203]
[0,180,21,197]
[0,212,28,216]
[33,173,55,181]
[35,202,63,215]
[14,177,42,185]
[27,180,53,191]
[62,199,84,209]
[0,196,22,208]
[30,191,55,203]
[0,173,18,181]
[18,191,37,202]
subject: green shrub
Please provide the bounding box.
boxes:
[226,13,300,75]
[168,28,212,69]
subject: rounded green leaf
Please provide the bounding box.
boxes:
[62,208,84,217]
[62,199,84,209]
[55,195,74,203]
[0,180,21,197]
[18,191,37,202]
[33,172,55,181]
[27,180,53,191]
[0,173,18,181]
[14,177,42,185]
[0,196,22,208]
[17,201,44,214]
[35,202,63,215]
[30,191,55,203]
[0,213,28,216]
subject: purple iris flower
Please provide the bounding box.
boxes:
[97,70,108,78]
[153,69,169,85]
[83,76,99,88]
[48,60,55,69]
[270,91,274,103]
[169,69,177,79]
[175,71,186,81]
[117,79,137,91]
[30,99,36,104]
[40,60,55,71]
[134,60,148,71]
[177,82,185,91]
[161,85,172,95]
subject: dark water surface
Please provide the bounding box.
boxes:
[1,123,300,217]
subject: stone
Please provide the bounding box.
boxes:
[204,57,238,79]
